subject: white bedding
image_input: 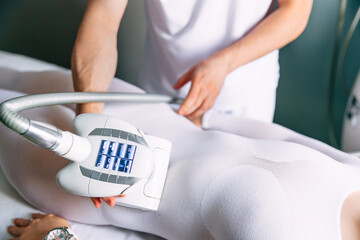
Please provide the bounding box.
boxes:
[0,50,163,240]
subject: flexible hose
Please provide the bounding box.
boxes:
[0,92,182,134]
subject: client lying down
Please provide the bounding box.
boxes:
[1,68,360,240]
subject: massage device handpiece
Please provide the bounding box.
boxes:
[0,92,176,211]
[56,113,171,211]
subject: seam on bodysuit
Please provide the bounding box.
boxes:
[199,164,292,239]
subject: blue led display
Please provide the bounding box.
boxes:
[95,140,136,173]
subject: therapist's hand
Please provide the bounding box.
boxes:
[7,213,72,240]
[91,196,117,208]
[173,51,230,125]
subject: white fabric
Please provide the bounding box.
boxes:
[139,0,279,121]
[1,55,360,239]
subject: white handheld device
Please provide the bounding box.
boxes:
[0,92,179,211]
[57,113,171,210]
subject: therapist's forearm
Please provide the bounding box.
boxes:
[72,0,127,113]
[219,0,313,74]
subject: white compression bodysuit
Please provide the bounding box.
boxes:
[139,0,279,122]
[1,67,360,240]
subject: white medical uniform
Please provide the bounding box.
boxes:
[139,0,280,123]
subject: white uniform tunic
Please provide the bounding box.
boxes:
[139,0,280,122]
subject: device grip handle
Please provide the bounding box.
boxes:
[53,131,91,162]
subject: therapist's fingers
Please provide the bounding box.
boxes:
[90,197,117,208]
[91,197,102,208]
[178,77,202,116]
[102,197,116,207]
[187,94,215,120]
[173,67,194,90]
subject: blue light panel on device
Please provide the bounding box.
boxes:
[95,140,136,173]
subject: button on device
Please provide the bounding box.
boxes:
[111,129,120,138]
[90,171,101,180]
[124,176,141,185]
[89,128,103,136]
[102,129,111,136]
[128,133,136,142]
[108,175,117,183]
[117,176,127,184]
[99,173,109,182]
[120,131,128,140]
[79,166,92,178]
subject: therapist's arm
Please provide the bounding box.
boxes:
[72,0,128,115]
[72,0,127,208]
[174,0,313,122]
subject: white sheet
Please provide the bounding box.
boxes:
[0,50,163,240]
